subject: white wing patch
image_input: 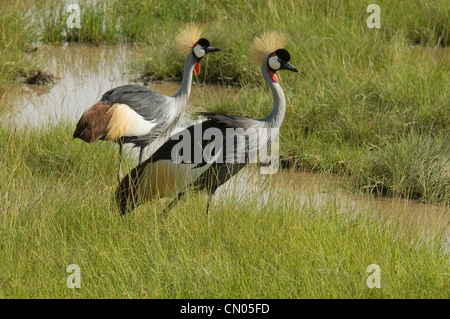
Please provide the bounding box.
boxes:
[106,103,157,141]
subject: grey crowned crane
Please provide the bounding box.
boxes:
[72,25,221,182]
[116,32,298,215]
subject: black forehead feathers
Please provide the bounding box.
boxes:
[274,49,291,62]
[197,38,210,48]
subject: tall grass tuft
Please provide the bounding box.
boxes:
[353,132,449,204]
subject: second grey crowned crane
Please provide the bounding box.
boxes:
[116,32,298,215]
[72,24,221,182]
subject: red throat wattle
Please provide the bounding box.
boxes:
[194,62,201,75]
[270,70,278,82]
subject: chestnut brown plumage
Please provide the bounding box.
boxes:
[73,101,112,143]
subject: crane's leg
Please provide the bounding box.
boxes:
[206,194,213,215]
[118,141,124,184]
[138,146,145,164]
[161,192,185,216]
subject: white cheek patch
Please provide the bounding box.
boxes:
[193,45,206,58]
[268,56,281,70]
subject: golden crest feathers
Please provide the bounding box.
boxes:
[250,32,290,65]
[174,24,204,57]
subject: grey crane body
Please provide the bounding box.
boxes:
[102,51,196,148]
[116,48,298,215]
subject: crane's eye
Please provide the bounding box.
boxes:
[193,44,206,58]
[268,55,281,70]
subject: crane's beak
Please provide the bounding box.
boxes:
[205,46,221,54]
[281,61,299,73]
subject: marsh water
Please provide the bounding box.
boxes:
[1,44,448,244]
[0,44,238,127]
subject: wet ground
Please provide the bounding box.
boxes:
[216,168,449,245]
[1,44,448,245]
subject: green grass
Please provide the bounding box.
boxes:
[0,123,448,298]
[352,132,449,203]
[0,0,448,299]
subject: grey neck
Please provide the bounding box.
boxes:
[260,63,286,129]
[173,52,196,107]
